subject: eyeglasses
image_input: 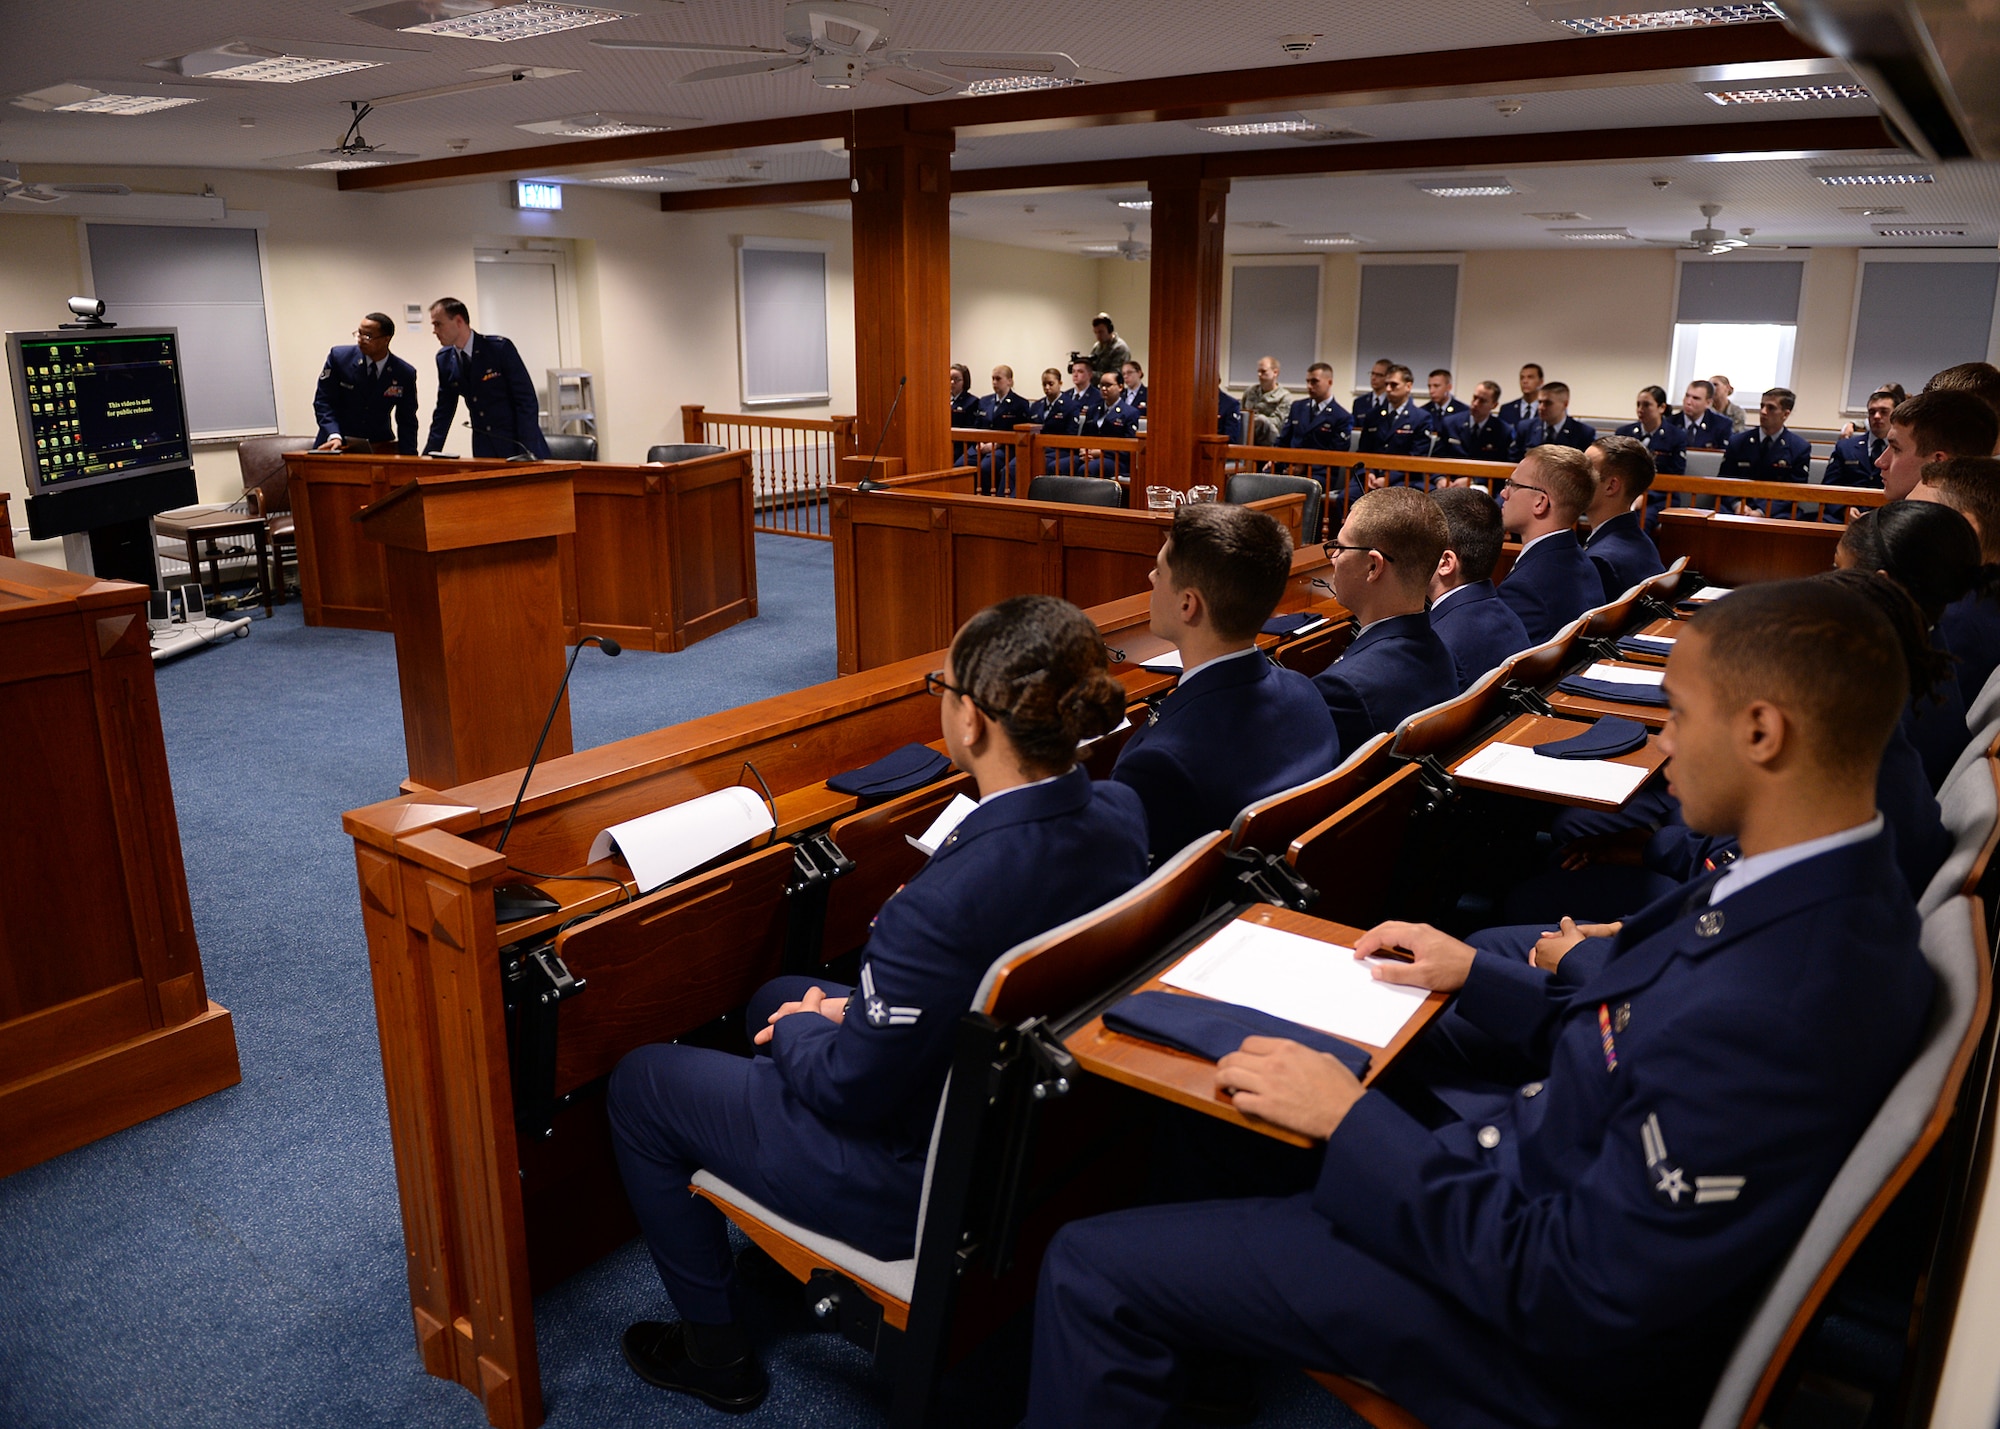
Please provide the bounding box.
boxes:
[924,671,1006,718]
[354,329,387,342]
[1503,478,1548,498]
[1325,542,1393,562]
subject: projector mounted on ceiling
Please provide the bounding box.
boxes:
[592,1,1080,96]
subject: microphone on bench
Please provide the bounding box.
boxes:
[465,422,543,462]
[856,375,906,491]
[493,635,622,924]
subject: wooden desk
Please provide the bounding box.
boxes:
[286,451,758,652]
[153,509,273,616]
[1064,905,1448,1148]
[828,476,1309,673]
[1655,507,1843,587]
[1446,713,1667,810]
[1547,660,1672,730]
[341,556,1347,1429]
[0,557,240,1176]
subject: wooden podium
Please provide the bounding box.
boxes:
[359,465,576,790]
[0,557,240,1176]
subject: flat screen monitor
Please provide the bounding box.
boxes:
[7,327,193,496]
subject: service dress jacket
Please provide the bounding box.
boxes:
[1669,408,1734,450]
[1312,612,1459,760]
[1498,530,1606,644]
[1276,397,1354,452]
[1583,510,1666,600]
[1313,828,1930,1428]
[314,345,419,454]
[762,768,1148,1259]
[1509,415,1598,462]
[426,332,548,459]
[1110,651,1337,862]
[1613,420,1688,477]
[1444,411,1514,464]
[1430,581,1531,693]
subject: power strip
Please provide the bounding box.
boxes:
[151,615,252,664]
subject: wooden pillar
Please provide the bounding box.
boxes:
[1145,162,1230,493]
[849,109,954,476]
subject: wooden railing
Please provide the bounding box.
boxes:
[682,405,859,540]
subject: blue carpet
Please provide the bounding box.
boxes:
[0,534,1355,1429]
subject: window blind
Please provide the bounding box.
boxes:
[1353,264,1457,392]
[1845,259,1999,410]
[738,244,830,405]
[1227,265,1319,386]
[1676,260,1804,325]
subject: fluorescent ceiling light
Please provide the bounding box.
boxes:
[148,39,412,82]
[1703,83,1871,104]
[13,83,204,114]
[1116,198,1152,210]
[272,147,422,168]
[518,114,672,137]
[961,75,1086,96]
[1532,3,1783,35]
[301,157,391,170]
[1417,180,1516,197]
[1555,227,1635,240]
[1300,234,1363,246]
[1526,210,1589,221]
[1839,205,1906,216]
[1813,168,1936,185]
[1872,224,1969,237]
[1197,117,1319,137]
[348,1,629,41]
[581,171,694,185]
[1076,243,1120,253]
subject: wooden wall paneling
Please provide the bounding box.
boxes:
[849,109,955,476]
[288,454,396,629]
[0,559,239,1179]
[943,499,1053,629]
[362,468,577,789]
[666,451,759,651]
[1654,510,1845,586]
[569,467,654,650]
[1145,163,1229,493]
[1058,510,1175,611]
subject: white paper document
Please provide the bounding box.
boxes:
[1077,716,1133,756]
[1625,633,1675,649]
[1139,648,1184,672]
[589,786,775,893]
[1454,741,1652,804]
[1579,662,1666,687]
[1161,918,1431,1048]
[1689,585,1733,602]
[906,793,980,856]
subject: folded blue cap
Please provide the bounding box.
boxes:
[1534,716,1650,760]
[1262,612,1323,636]
[1615,636,1673,659]
[1555,676,1670,708]
[1103,989,1371,1075]
[827,743,954,798]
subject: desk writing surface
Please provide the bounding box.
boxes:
[1447,713,1666,809]
[1546,659,1673,730]
[1064,905,1448,1148]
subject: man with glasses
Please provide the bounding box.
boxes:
[313,312,418,455]
[1312,487,1458,759]
[1496,445,1604,643]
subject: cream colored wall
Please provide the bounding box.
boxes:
[1094,259,1151,369]
[949,236,1101,393]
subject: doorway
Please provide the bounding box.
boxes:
[473,244,579,428]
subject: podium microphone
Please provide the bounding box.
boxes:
[465,422,542,462]
[856,376,906,491]
[493,635,621,923]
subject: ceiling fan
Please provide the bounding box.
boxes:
[1645,202,1789,255]
[1077,223,1150,261]
[0,162,130,205]
[592,1,1080,96]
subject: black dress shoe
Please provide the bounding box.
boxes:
[621,1321,769,1413]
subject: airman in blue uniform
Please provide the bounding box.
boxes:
[1350,356,1394,430]
[1121,360,1148,422]
[963,364,1031,494]
[1216,385,1244,443]
[1429,486,1532,691]
[608,595,1148,1413]
[1507,381,1596,461]
[1421,368,1468,428]
[1044,359,1104,474]
[1717,387,1812,517]
[1314,488,1458,758]
[423,297,548,459]
[1615,385,1687,528]
[1497,361,1543,428]
[1112,504,1338,861]
[1079,372,1140,479]
[1026,580,1931,1429]
[1498,444,1606,642]
[312,311,418,454]
[1582,436,1666,599]
[1441,381,1514,466]
[1670,380,1734,450]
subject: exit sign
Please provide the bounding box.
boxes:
[513,180,562,211]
